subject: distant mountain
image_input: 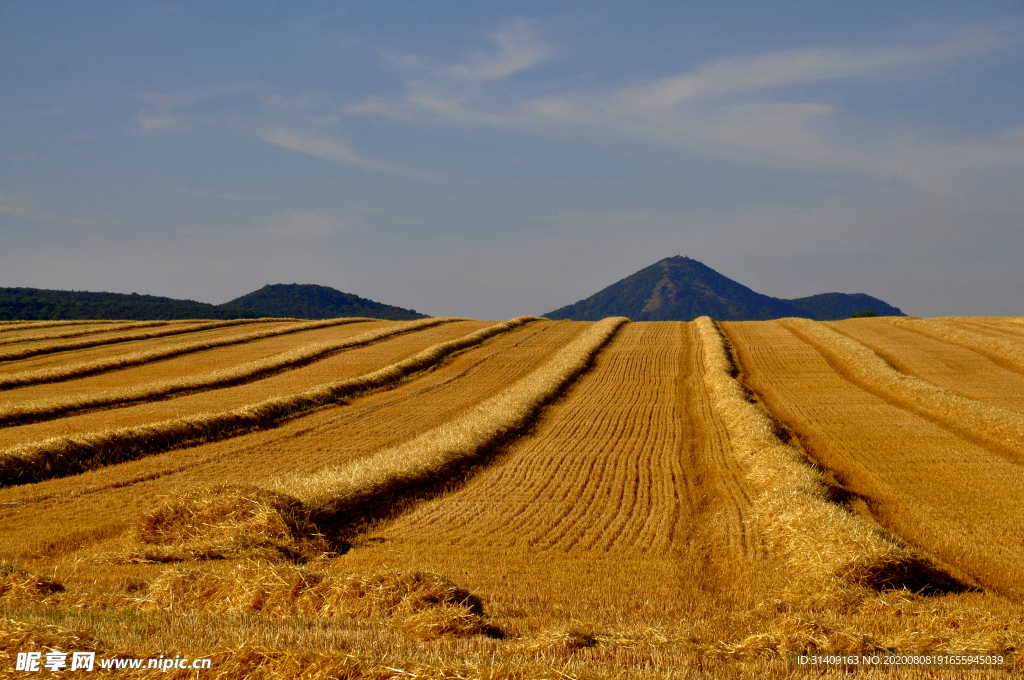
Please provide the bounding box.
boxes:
[221,284,427,320]
[0,284,428,321]
[784,292,904,320]
[0,287,256,321]
[543,256,905,321]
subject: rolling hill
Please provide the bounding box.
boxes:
[223,284,427,321]
[543,256,905,321]
[0,287,256,321]
[0,284,426,321]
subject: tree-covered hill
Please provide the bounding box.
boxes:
[223,284,427,321]
[544,256,905,321]
[783,292,904,319]
[0,287,256,321]
[0,284,428,321]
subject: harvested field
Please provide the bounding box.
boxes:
[0,315,1022,678]
[724,319,1024,599]
[831,318,1024,412]
[0,318,373,387]
[0,320,192,346]
[0,318,449,426]
[0,318,267,362]
[0,320,127,332]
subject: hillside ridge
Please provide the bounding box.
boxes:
[544,256,904,321]
[0,284,426,321]
[223,284,426,321]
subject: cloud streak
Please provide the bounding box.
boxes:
[342,22,1024,192]
[393,18,551,82]
[0,192,106,226]
[0,192,42,219]
[250,127,436,180]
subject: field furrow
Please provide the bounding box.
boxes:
[372,322,750,559]
[936,317,1024,340]
[0,321,300,378]
[0,319,268,362]
[889,317,1024,375]
[0,320,125,332]
[0,322,392,405]
[781,318,1024,464]
[0,318,373,388]
[0,319,513,483]
[724,320,1024,599]
[0,320,477,447]
[0,318,450,426]
[278,317,627,531]
[0,320,188,346]
[827,318,1024,413]
[2,316,1024,679]
[0,320,582,516]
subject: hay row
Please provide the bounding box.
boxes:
[285,317,626,521]
[0,318,272,363]
[890,317,1024,374]
[0,317,538,486]
[0,318,455,426]
[695,317,912,594]
[128,317,619,563]
[146,565,489,638]
[0,319,236,347]
[786,318,1024,464]
[0,320,126,331]
[0,317,378,390]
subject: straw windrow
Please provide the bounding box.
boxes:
[285,317,626,523]
[0,320,126,331]
[146,565,491,639]
[0,317,456,426]
[130,317,623,561]
[0,317,539,486]
[0,317,378,390]
[890,317,1024,374]
[0,320,199,347]
[695,317,912,595]
[0,318,270,362]
[785,318,1024,464]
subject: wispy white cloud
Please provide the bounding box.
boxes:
[136,110,189,133]
[250,127,435,180]
[393,19,550,82]
[134,83,262,134]
[609,27,1008,120]
[0,192,42,219]
[442,19,550,81]
[0,191,107,226]
[347,22,1022,192]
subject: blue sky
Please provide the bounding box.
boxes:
[2,1,1023,318]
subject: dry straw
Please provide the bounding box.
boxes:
[0,317,538,486]
[0,317,455,426]
[694,317,911,594]
[0,317,377,390]
[0,320,193,347]
[131,317,623,561]
[0,318,269,362]
[786,318,1024,464]
[146,564,489,638]
[0,320,125,331]
[0,562,64,602]
[0,617,502,680]
[890,317,1024,373]
[285,316,627,520]
[129,484,329,563]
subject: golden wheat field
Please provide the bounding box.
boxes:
[1,315,1023,678]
